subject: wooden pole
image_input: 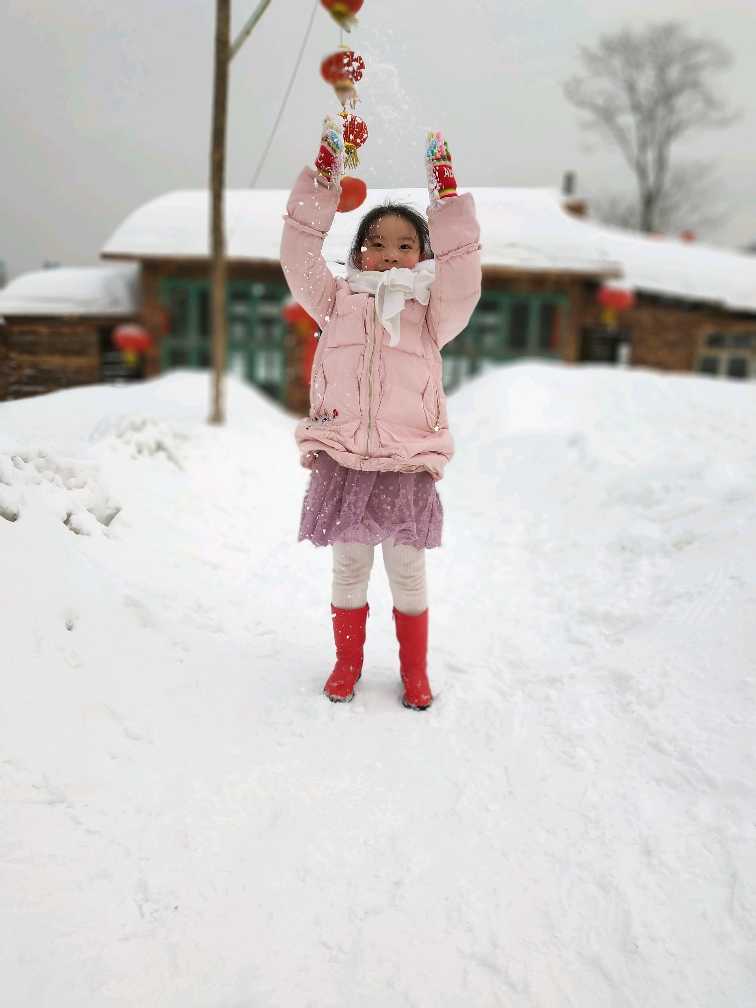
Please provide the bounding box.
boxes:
[208,0,275,425]
[209,0,231,425]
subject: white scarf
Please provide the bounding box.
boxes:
[346,259,436,348]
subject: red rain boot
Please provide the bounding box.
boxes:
[392,607,433,710]
[323,602,369,703]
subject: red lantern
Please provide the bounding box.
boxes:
[282,301,319,386]
[282,302,316,328]
[320,0,363,30]
[597,286,635,331]
[597,286,636,312]
[113,323,153,366]
[342,114,368,170]
[337,176,367,213]
[320,49,365,106]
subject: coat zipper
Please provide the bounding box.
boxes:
[364,307,376,458]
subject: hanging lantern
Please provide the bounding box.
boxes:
[320,49,365,107]
[320,0,363,30]
[337,176,367,213]
[282,301,317,331]
[113,323,153,366]
[597,286,636,312]
[597,286,636,330]
[282,301,319,391]
[342,114,368,170]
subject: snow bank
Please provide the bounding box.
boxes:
[2,364,755,1005]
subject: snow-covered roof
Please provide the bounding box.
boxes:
[101,185,756,314]
[102,186,621,280]
[0,264,139,318]
[589,226,756,315]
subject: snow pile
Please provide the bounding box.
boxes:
[2,364,755,1005]
[0,264,139,317]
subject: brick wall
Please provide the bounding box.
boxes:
[581,294,756,372]
[1,320,101,401]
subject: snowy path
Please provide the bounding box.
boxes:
[2,365,755,1006]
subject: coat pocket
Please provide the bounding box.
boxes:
[421,376,441,432]
[310,362,327,416]
[320,343,364,419]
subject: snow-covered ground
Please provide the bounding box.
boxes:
[2,362,755,1007]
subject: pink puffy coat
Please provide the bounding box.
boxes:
[281,166,482,481]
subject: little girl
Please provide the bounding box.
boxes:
[280,117,481,710]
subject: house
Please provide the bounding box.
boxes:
[3,183,755,403]
[100,183,756,394]
[98,185,620,408]
[0,265,139,400]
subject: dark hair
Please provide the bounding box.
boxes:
[347,202,432,270]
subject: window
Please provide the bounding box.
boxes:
[166,286,191,338]
[706,331,756,350]
[442,355,470,391]
[254,348,283,383]
[197,289,210,339]
[727,357,749,379]
[697,356,720,375]
[510,301,529,351]
[474,298,504,353]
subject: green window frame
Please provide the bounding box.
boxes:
[442,291,568,392]
[158,278,289,402]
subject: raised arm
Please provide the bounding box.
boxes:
[424,132,482,349]
[280,117,344,329]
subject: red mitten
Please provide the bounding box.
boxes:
[425,130,458,201]
[314,115,345,185]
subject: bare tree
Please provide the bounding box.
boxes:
[564,22,737,233]
[593,161,730,236]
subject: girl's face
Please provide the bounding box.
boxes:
[360,215,422,271]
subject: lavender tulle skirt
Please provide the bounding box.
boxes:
[298,450,443,549]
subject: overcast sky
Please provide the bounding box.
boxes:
[2,0,754,281]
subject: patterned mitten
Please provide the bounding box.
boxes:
[315,115,345,185]
[425,130,458,201]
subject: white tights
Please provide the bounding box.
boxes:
[332,538,427,615]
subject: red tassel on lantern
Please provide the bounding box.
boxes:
[320,0,364,31]
[342,114,368,170]
[337,176,367,213]
[320,49,365,107]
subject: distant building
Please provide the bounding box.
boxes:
[2,185,755,403]
[0,265,139,400]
